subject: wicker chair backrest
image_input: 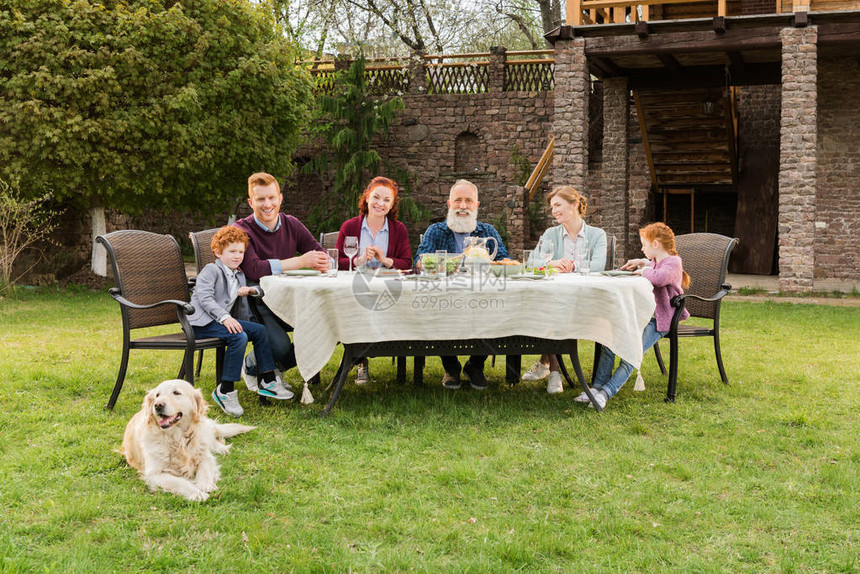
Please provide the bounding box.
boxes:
[675,233,737,320]
[319,231,339,250]
[189,228,220,273]
[101,230,190,330]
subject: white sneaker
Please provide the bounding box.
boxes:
[275,369,293,391]
[355,360,369,385]
[242,366,258,391]
[546,371,563,394]
[212,388,244,417]
[521,361,550,382]
[573,387,597,403]
[257,376,295,400]
[587,389,608,409]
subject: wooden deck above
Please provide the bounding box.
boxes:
[547,10,860,89]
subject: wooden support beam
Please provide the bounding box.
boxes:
[713,16,726,34]
[657,54,684,78]
[585,28,782,57]
[589,60,613,77]
[817,23,860,46]
[793,11,808,27]
[727,51,746,75]
[635,20,650,39]
[596,56,623,76]
[634,92,659,189]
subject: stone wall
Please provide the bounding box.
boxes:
[816,56,860,279]
[778,26,818,291]
[372,91,554,255]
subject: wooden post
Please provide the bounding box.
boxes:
[567,0,583,25]
[718,0,727,17]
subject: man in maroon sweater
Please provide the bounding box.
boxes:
[233,172,327,389]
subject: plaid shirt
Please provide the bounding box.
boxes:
[414,220,509,264]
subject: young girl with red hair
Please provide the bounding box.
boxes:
[577,222,691,409]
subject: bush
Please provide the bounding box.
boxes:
[0,179,59,295]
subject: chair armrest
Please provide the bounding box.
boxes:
[685,290,729,304]
[667,295,688,333]
[109,288,195,315]
[721,283,731,291]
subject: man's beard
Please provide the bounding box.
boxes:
[446,208,478,234]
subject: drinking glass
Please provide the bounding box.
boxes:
[538,238,554,273]
[580,247,591,276]
[572,244,583,275]
[326,248,338,277]
[343,236,359,273]
[420,253,437,277]
[522,249,534,274]
[435,250,448,278]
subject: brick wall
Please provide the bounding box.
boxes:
[816,56,860,279]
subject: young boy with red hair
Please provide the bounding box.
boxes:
[188,226,293,416]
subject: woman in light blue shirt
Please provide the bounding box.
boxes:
[523,186,607,394]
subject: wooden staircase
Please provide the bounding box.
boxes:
[634,87,738,189]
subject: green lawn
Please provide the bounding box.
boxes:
[0,287,857,572]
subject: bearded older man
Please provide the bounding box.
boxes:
[414,179,510,390]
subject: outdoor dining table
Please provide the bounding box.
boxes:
[260,269,656,413]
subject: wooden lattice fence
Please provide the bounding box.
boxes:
[365,65,410,96]
[425,63,490,94]
[504,61,555,91]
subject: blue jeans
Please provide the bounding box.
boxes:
[193,319,275,382]
[243,302,297,377]
[592,318,666,399]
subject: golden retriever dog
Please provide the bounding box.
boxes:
[121,379,255,501]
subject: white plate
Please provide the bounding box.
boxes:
[600,270,635,277]
[283,269,321,277]
[508,273,548,280]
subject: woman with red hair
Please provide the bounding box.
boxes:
[335,176,412,272]
[335,176,413,384]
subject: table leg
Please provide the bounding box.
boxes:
[555,342,603,412]
[414,356,424,386]
[396,356,406,384]
[323,348,359,415]
[505,354,521,385]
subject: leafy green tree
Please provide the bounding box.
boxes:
[0,0,313,273]
[306,56,406,232]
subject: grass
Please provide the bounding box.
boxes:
[0,286,858,572]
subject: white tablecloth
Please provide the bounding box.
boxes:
[261,272,657,380]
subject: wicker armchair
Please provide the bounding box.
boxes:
[655,233,739,402]
[319,231,339,250]
[98,230,225,409]
[189,228,221,376]
[189,228,219,272]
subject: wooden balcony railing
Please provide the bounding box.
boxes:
[304,50,555,96]
[566,0,859,26]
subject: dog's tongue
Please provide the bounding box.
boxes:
[158,414,181,428]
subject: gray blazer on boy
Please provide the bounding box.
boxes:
[188,260,258,327]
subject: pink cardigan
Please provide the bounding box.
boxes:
[641,255,691,332]
[335,216,413,270]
